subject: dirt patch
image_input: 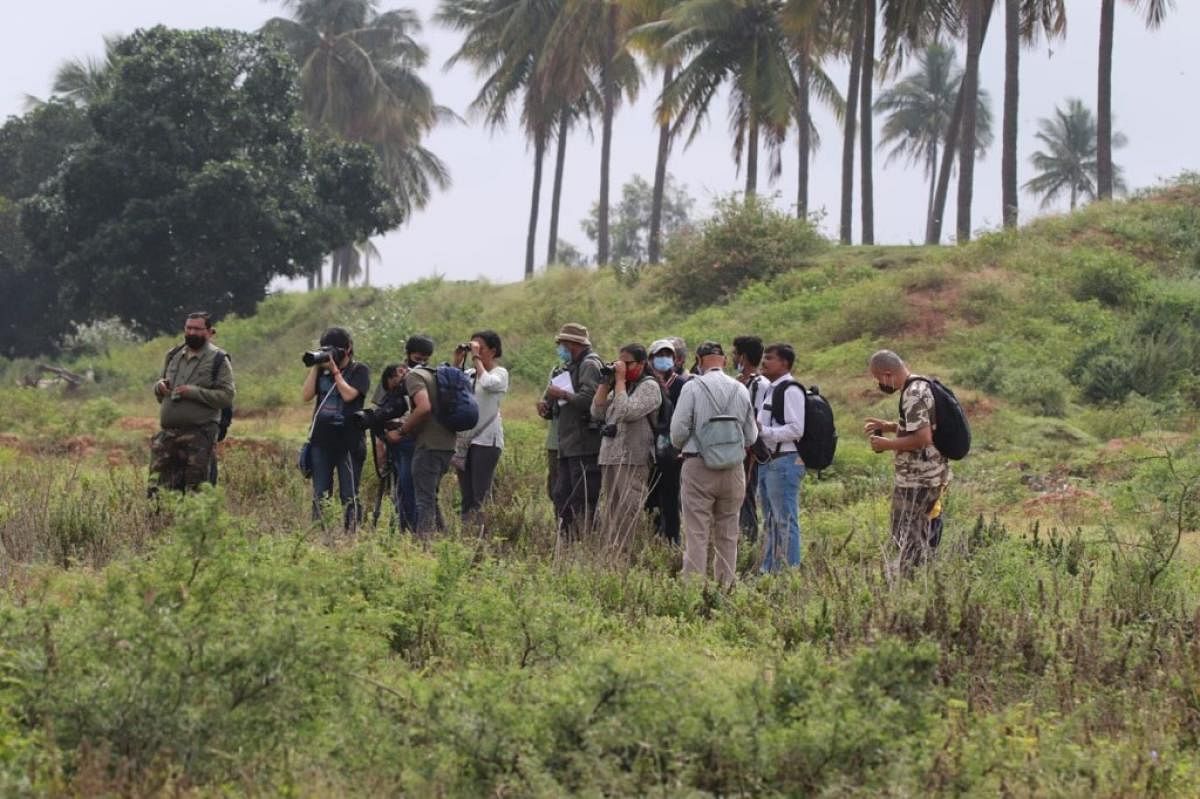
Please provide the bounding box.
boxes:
[116,417,159,433]
[903,282,964,339]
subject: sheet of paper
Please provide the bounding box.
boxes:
[550,371,574,406]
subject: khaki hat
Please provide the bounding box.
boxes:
[649,338,675,355]
[555,323,591,347]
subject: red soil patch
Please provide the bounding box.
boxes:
[116,416,159,433]
[903,282,965,339]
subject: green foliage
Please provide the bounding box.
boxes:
[582,173,694,263]
[823,282,908,344]
[660,194,826,310]
[21,26,399,336]
[1001,365,1072,417]
[1070,251,1148,308]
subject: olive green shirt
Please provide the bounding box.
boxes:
[157,342,235,431]
[404,367,457,452]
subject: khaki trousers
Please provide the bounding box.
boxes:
[680,458,747,586]
[599,463,650,551]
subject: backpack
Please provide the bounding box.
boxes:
[692,378,747,470]
[420,364,479,433]
[901,376,970,460]
[766,381,838,471]
[163,345,234,442]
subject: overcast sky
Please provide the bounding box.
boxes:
[2,1,1197,288]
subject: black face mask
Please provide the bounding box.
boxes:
[185,335,206,350]
[878,381,897,395]
[407,358,425,369]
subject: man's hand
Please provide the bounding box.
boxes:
[863,417,890,436]
[385,429,404,444]
[470,340,481,358]
[174,384,192,398]
[328,358,342,379]
[154,379,171,398]
[537,400,550,417]
[546,385,572,401]
[869,434,890,454]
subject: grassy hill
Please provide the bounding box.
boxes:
[0,178,1197,794]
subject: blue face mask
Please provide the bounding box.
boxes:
[652,356,674,372]
[556,344,572,363]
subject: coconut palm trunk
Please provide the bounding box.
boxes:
[649,64,674,264]
[597,6,619,266]
[745,111,760,197]
[1096,0,1115,200]
[956,0,984,244]
[796,40,811,219]
[1001,0,1019,228]
[840,2,865,245]
[547,109,570,266]
[927,0,994,244]
[526,134,546,279]
[859,0,876,245]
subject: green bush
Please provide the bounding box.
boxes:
[1001,366,1071,417]
[660,194,826,310]
[1070,251,1148,308]
[824,282,908,344]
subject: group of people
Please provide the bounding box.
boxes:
[148,313,952,582]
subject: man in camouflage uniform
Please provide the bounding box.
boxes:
[150,312,235,494]
[863,349,950,573]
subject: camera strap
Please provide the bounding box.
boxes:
[306,385,337,443]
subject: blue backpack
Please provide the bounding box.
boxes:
[421,365,479,432]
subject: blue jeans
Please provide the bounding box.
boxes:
[758,455,805,572]
[389,439,417,531]
[310,441,365,531]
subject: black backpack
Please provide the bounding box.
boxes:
[901,376,970,460]
[163,345,234,442]
[765,380,838,472]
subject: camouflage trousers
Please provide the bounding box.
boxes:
[890,484,946,573]
[149,426,216,494]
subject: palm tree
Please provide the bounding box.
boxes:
[1097,0,1171,200]
[437,0,563,279]
[838,1,864,244]
[875,42,992,236]
[50,34,123,107]
[954,0,985,244]
[859,0,877,244]
[1024,98,1125,211]
[645,0,797,203]
[624,0,684,265]
[1001,0,1065,228]
[781,0,843,219]
[263,0,450,286]
[543,0,641,266]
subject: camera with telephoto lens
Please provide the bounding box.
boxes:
[353,391,407,435]
[302,345,346,367]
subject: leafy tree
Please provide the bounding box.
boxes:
[262,0,450,286]
[646,0,796,199]
[582,174,693,263]
[1023,98,1125,211]
[0,101,91,201]
[875,43,992,236]
[22,27,399,335]
[52,34,124,107]
[1097,0,1172,200]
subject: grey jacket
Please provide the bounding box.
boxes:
[557,350,603,457]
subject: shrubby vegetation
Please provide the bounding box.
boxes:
[0,179,1198,793]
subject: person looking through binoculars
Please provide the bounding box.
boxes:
[301,327,370,533]
[451,331,508,530]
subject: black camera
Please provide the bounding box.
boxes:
[601,424,619,438]
[302,345,346,367]
[353,392,407,435]
[455,341,473,353]
[597,361,617,381]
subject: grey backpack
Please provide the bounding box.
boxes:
[693,379,746,470]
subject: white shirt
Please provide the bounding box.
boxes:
[756,374,806,453]
[462,364,508,449]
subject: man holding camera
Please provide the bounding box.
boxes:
[301,327,370,532]
[590,343,661,551]
[374,335,434,531]
[151,311,235,494]
[544,323,603,540]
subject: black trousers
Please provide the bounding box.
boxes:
[646,458,683,545]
